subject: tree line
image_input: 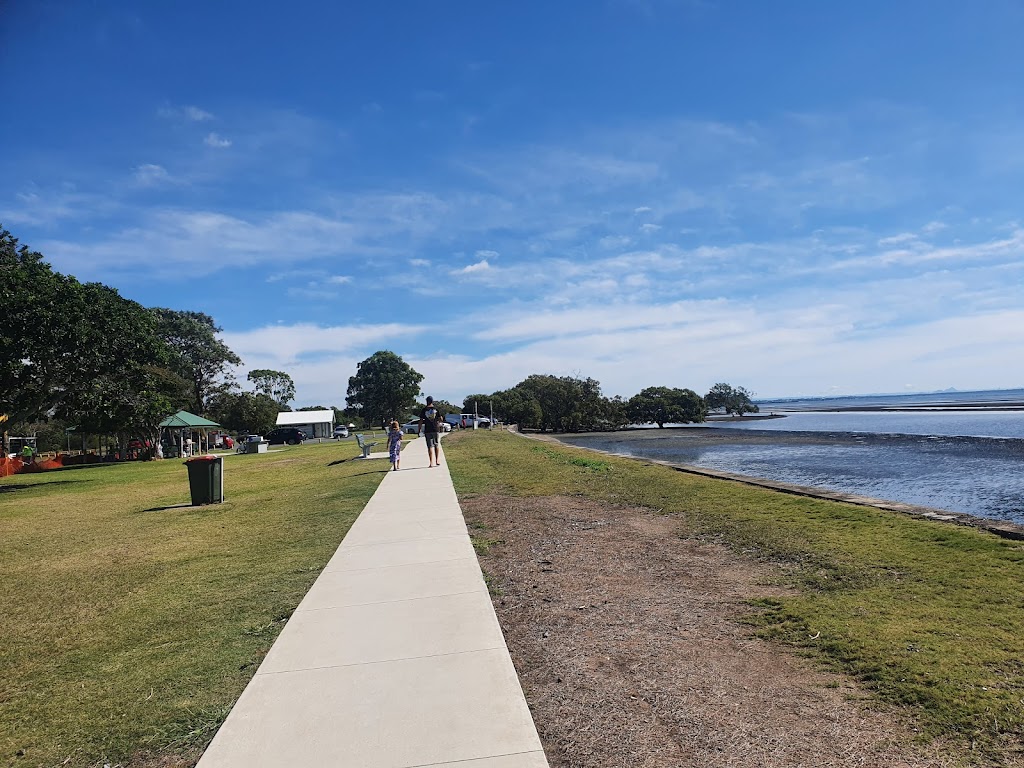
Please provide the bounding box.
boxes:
[1,227,297,452]
[343,350,757,433]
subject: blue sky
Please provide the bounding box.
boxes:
[3,1,1024,407]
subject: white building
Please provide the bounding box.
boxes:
[275,410,334,439]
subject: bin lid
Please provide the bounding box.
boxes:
[184,454,220,463]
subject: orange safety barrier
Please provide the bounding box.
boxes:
[0,457,25,477]
[0,454,65,476]
[24,455,65,472]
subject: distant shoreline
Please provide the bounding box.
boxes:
[779,401,1024,412]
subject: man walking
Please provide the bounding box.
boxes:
[417,395,442,468]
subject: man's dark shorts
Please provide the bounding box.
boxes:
[424,433,440,449]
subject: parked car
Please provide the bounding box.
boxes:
[333,425,350,439]
[452,414,490,429]
[402,419,451,434]
[265,427,306,445]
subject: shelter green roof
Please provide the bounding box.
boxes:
[159,410,222,429]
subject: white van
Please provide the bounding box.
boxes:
[449,413,490,429]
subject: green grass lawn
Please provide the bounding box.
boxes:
[445,431,1024,762]
[0,441,387,767]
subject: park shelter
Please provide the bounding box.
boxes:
[159,410,222,456]
[275,410,334,438]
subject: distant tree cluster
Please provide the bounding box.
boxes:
[704,383,758,416]
[342,348,759,434]
[1,226,298,451]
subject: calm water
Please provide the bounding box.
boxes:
[717,410,1024,439]
[563,390,1024,524]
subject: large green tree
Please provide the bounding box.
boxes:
[1,228,184,447]
[1,227,82,422]
[209,391,280,435]
[152,309,241,415]
[461,394,492,416]
[509,374,616,432]
[627,386,707,427]
[247,369,296,408]
[491,388,543,430]
[346,351,423,427]
[705,383,759,416]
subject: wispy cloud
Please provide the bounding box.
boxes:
[204,132,232,148]
[158,104,214,121]
[133,163,175,187]
[223,322,427,366]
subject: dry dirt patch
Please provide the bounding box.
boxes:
[463,494,957,768]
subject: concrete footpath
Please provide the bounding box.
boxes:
[197,436,549,768]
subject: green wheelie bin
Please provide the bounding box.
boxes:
[184,454,224,505]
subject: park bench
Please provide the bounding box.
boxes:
[355,433,379,458]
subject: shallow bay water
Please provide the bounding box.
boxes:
[561,413,1024,524]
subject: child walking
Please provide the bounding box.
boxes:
[387,420,403,471]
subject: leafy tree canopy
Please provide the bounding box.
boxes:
[346,351,423,427]
[209,391,280,435]
[491,388,543,430]
[461,394,493,415]
[430,399,460,418]
[627,386,706,427]
[151,308,241,415]
[705,383,759,416]
[1,227,184,440]
[509,374,614,432]
[247,369,296,408]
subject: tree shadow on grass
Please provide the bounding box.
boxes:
[0,478,95,493]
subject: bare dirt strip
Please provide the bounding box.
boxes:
[462,494,964,768]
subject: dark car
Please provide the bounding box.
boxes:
[265,428,306,445]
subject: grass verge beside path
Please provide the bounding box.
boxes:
[0,441,387,768]
[445,430,1024,763]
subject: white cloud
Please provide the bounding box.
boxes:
[639,222,662,233]
[223,322,426,367]
[475,249,499,259]
[204,132,232,148]
[133,163,172,186]
[40,209,359,277]
[184,105,214,121]
[599,235,632,249]
[878,232,917,246]
[0,187,118,226]
[456,259,491,274]
[410,258,430,267]
[634,206,652,214]
[327,275,352,285]
[158,104,215,121]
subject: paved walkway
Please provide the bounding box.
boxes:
[197,436,549,768]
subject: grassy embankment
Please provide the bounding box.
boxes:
[0,440,388,767]
[445,430,1024,760]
